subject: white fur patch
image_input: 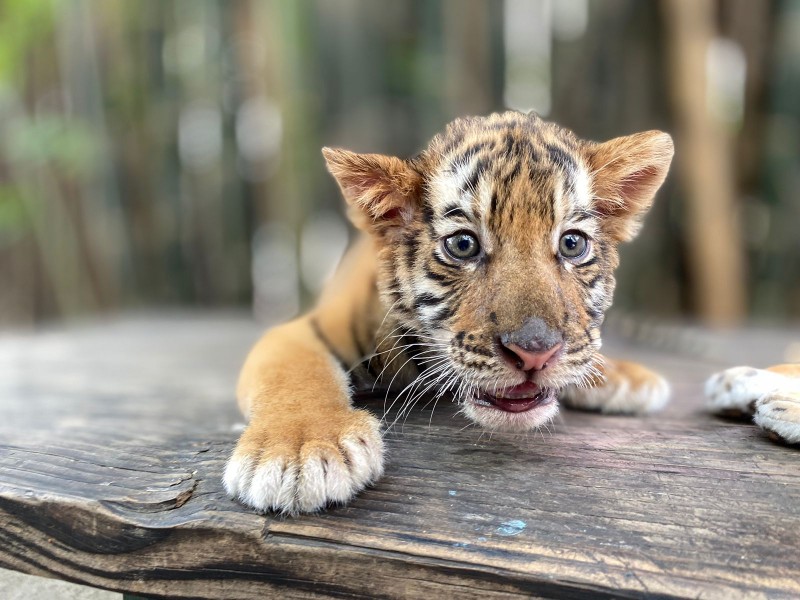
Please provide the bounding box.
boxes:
[223,427,384,515]
[461,399,559,432]
[705,367,789,414]
[429,163,478,217]
[561,372,670,415]
[754,389,800,445]
[705,366,800,445]
[476,175,493,218]
[551,179,569,247]
[572,163,593,211]
[551,163,599,260]
[222,455,254,499]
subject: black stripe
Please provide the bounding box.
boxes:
[536,185,553,222]
[310,317,349,370]
[422,203,434,224]
[547,143,578,173]
[462,158,488,194]
[385,278,401,294]
[433,252,461,270]
[502,133,515,157]
[404,233,418,269]
[428,304,455,324]
[571,209,595,222]
[457,141,490,164]
[575,256,598,269]
[501,162,521,189]
[524,137,540,163]
[529,167,547,187]
[414,292,444,307]
[423,267,448,283]
[507,136,538,162]
[441,205,469,221]
[505,201,516,225]
[586,274,602,289]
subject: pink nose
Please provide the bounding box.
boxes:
[503,342,562,372]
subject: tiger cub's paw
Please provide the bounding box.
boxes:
[704,366,788,417]
[753,388,800,445]
[223,408,384,515]
[561,359,670,415]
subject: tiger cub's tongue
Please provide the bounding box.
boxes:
[495,381,541,400]
[487,381,546,413]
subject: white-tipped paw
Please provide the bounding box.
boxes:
[562,360,670,415]
[753,388,800,445]
[223,411,384,515]
[705,366,788,415]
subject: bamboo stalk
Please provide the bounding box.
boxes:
[443,0,495,116]
[661,0,747,325]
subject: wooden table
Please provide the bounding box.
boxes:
[0,313,798,599]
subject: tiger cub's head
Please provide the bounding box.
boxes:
[324,111,673,431]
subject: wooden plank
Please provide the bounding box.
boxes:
[0,313,798,599]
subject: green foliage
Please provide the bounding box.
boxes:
[4,115,100,178]
[0,185,30,238]
[0,0,795,323]
[0,0,55,84]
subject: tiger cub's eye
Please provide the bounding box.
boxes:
[559,231,589,260]
[444,232,481,260]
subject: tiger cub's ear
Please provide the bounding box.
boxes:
[322,147,423,234]
[585,131,674,242]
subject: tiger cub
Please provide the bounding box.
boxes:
[706,364,800,445]
[224,111,675,514]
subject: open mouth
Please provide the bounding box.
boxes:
[472,381,555,413]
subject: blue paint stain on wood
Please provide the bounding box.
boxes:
[496,519,526,536]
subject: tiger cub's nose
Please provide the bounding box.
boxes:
[501,342,562,372]
[498,317,563,372]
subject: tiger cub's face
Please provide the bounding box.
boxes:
[325,111,673,431]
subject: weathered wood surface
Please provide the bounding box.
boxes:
[0,312,798,599]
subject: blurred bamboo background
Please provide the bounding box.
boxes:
[1,0,799,328]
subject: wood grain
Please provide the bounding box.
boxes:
[0,313,798,599]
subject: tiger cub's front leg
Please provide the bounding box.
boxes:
[706,364,800,445]
[561,356,670,415]
[223,317,383,514]
[224,241,385,515]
